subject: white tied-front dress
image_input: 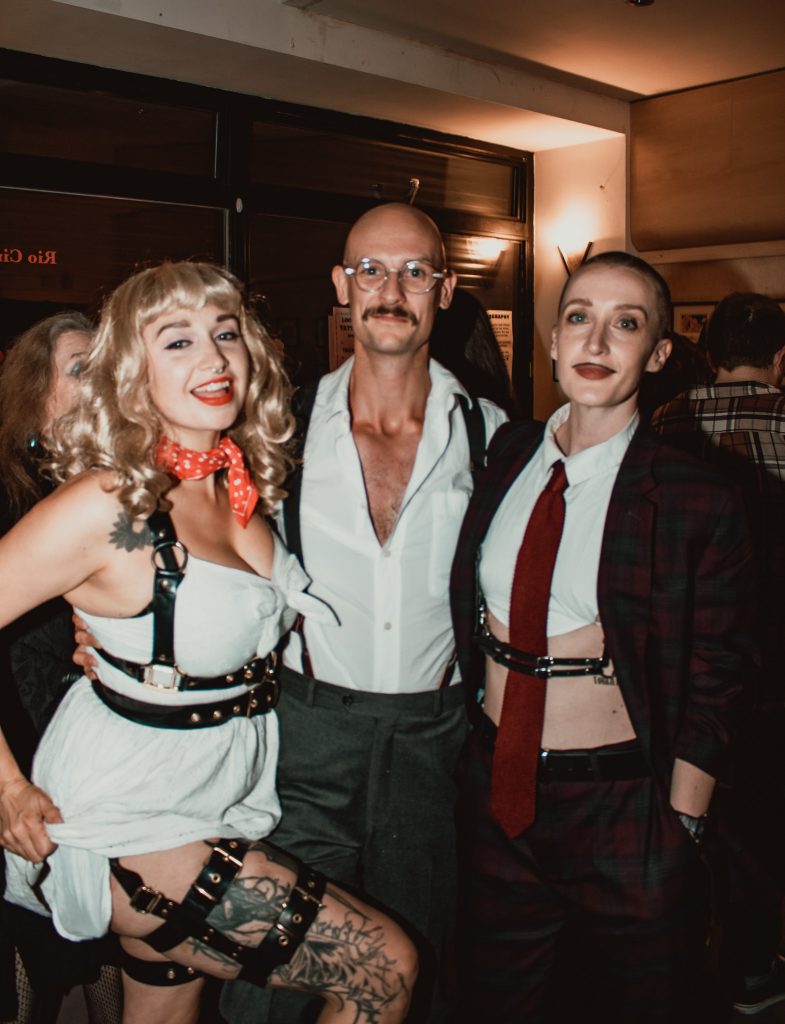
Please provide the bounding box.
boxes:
[4,535,332,942]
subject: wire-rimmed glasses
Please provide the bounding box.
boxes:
[343,257,448,295]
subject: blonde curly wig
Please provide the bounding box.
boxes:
[50,262,294,519]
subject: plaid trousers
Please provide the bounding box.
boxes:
[456,726,707,1023]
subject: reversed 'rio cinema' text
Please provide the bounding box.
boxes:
[1,248,58,265]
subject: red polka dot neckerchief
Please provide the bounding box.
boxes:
[156,435,259,527]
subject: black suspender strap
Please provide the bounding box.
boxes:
[282,380,319,569]
[146,509,187,668]
[456,393,487,473]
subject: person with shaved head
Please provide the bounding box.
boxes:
[221,204,507,1024]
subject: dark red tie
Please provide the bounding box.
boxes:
[490,459,569,838]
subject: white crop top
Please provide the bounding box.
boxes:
[479,405,637,635]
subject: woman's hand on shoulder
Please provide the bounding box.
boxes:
[0,775,62,862]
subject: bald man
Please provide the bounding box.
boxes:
[220,204,507,1024]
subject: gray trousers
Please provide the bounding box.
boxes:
[219,667,469,1024]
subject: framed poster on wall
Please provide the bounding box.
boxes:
[672,303,715,343]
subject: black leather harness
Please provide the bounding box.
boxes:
[473,603,616,682]
[104,510,324,984]
[112,839,326,987]
[92,508,280,725]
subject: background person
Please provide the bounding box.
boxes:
[653,291,785,1016]
[429,287,517,417]
[637,329,711,421]
[0,312,123,1024]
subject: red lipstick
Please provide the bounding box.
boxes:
[192,377,235,405]
[574,364,615,380]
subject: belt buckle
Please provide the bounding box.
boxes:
[213,842,245,869]
[130,884,163,914]
[143,663,182,690]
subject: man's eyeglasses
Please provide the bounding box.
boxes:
[343,258,448,295]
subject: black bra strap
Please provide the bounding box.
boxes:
[147,509,187,668]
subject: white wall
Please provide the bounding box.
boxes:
[532,134,628,420]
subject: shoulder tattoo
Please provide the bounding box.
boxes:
[109,513,152,552]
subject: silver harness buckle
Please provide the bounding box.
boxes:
[142,663,183,690]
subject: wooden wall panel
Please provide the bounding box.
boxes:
[631,70,785,250]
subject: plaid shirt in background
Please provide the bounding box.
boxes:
[652,381,785,703]
[652,382,785,485]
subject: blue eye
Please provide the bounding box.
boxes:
[164,338,190,350]
[68,361,82,377]
[215,330,240,343]
[618,317,639,330]
[567,312,586,323]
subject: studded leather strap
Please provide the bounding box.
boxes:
[238,862,326,986]
[111,839,327,988]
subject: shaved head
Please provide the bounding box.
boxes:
[343,203,447,268]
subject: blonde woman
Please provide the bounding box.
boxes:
[0,262,416,1024]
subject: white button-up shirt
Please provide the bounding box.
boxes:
[284,357,507,693]
[480,404,638,635]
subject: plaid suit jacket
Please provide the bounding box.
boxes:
[450,418,758,787]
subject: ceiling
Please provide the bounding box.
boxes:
[1,0,784,151]
[299,0,785,98]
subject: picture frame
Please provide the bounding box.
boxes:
[672,303,715,343]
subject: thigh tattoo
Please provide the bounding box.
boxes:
[189,843,409,1022]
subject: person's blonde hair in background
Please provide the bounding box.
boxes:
[0,311,93,516]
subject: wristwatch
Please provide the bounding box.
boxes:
[677,810,708,843]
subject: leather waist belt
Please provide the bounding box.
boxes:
[475,715,648,782]
[474,633,614,680]
[536,746,648,782]
[91,678,279,729]
[96,648,277,692]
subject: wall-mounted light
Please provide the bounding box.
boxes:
[557,240,594,276]
[468,236,508,263]
[549,199,598,277]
